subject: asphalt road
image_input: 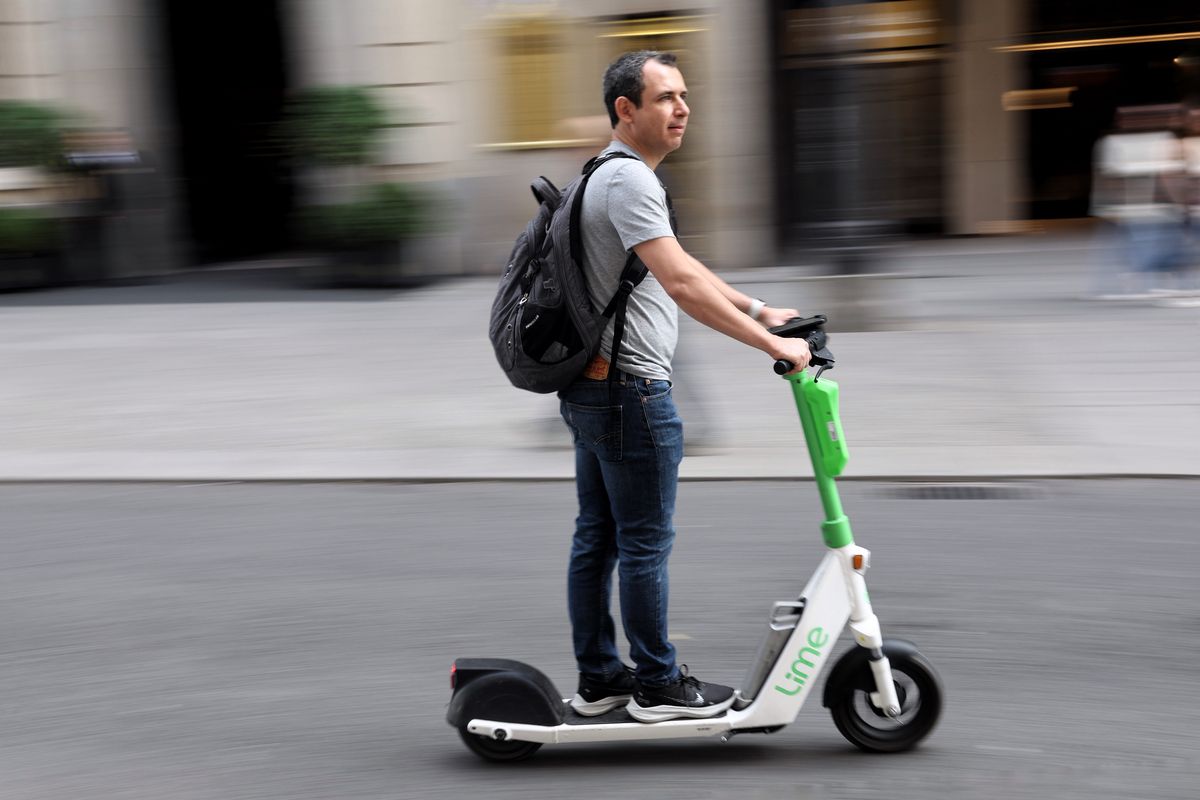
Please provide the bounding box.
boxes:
[2,481,1198,799]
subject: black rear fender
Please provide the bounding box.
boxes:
[447,658,564,727]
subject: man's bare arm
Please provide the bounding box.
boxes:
[687,253,799,329]
[633,237,810,372]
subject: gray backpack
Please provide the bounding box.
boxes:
[489,152,657,394]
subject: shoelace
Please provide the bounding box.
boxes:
[677,664,702,688]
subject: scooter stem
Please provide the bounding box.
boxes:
[787,370,853,549]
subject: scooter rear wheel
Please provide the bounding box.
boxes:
[458,728,542,762]
[828,649,942,753]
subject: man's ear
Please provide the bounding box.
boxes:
[615,95,636,123]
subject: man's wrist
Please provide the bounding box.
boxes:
[747,298,766,321]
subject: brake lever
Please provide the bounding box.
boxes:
[810,346,835,381]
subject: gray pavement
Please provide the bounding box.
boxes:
[3,233,1199,480]
[3,481,1198,799]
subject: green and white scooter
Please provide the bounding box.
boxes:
[447,315,943,761]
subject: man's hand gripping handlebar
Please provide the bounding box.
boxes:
[769,315,836,380]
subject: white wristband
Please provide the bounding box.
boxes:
[748,298,766,321]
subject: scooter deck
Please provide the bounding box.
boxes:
[563,702,729,726]
[469,701,742,745]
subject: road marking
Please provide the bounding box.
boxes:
[975,744,1044,754]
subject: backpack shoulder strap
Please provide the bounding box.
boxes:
[568,152,640,266]
[600,253,647,317]
[576,152,669,320]
[580,150,639,179]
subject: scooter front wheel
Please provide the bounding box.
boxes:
[458,728,542,762]
[828,648,942,753]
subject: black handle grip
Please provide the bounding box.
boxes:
[772,335,834,376]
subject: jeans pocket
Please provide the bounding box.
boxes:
[563,402,623,462]
[636,384,683,459]
[637,379,673,401]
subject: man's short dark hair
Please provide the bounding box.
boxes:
[603,51,679,127]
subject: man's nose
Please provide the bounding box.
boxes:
[675,100,689,116]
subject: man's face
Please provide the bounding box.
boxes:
[626,60,689,158]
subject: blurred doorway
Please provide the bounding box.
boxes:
[162,1,294,264]
[770,0,947,255]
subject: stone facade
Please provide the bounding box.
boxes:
[0,0,1026,278]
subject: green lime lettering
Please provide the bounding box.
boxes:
[771,627,827,696]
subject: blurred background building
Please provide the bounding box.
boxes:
[1,0,1199,285]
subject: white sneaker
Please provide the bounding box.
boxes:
[1159,296,1200,308]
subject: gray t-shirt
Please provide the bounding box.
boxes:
[580,141,678,381]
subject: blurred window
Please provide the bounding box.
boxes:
[780,0,941,59]
[596,13,708,50]
[491,16,568,146]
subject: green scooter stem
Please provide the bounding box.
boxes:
[787,370,854,549]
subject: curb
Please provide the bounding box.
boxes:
[1,473,1196,485]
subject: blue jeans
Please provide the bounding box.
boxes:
[559,370,683,687]
[1124,219,1184,278]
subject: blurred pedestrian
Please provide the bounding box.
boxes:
[559,50,810,724]
[1090,106,1186,299]
[1163,107,1200,306]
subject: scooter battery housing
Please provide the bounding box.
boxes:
[801,377,849,477]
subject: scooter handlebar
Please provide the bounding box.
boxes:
[769,315,835,376]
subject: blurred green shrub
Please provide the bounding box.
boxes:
[283,86,388,166]
[300,182,434,247]
[0,207,60,253]
[283,85,447,278]
[0,101,69,168]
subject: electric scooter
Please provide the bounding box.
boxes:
[447,315,943,761]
